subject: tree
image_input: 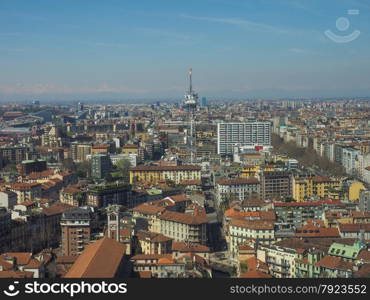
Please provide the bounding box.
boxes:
[116,159,131,181]
[76,161,91,178]
[61,158,76,171]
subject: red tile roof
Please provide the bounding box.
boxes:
[159,210,208,225]
[64,237,126,278]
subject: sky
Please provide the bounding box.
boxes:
[0,0,370,102]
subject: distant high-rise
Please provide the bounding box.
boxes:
[217,122,271,155]
[77,102,84,112]
[91,154,111,179]
[201,97,207,107]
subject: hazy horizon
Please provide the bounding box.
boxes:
[1,0,370,101]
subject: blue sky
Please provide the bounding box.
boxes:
[0,0,370,101]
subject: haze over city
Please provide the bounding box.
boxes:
[1,0,370,101]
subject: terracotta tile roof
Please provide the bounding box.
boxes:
[0,253,32,265]
[295,226,340,238]
[138,271,152,278]
[62,187,80,194]
[166,194,190,203]
[239,270,272,278]
[229,219,274,230]
[0,270,34,278]
[131,254,173,261]
[357,250,370,263]
[133,203,166,215]
[312,176,333,183]
[159,210,208,225]
[351,211,370,219]
[224,208,260,218]
[55,256,78,264]
[315,255,353,271]
[27,169,55,180]
[158,258,175,264]
[339,223,370,232]
[246,256,269,271]
[9,182,41,191]
[238,244,254,251]
[172,242,210,253]
[42,203,73,216]
[136,230,172,243]
[64,237,126,278]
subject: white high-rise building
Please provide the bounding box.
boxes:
[217,122,271,155]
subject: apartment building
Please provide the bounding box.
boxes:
[216,177,260,205]
[217,122,271,155]
[129,165,201,185]
[9,183,42,203]
[60,207,93,256]
[260,171,292,201]
[154,209,208,245]
[86,184,131,208]
[228,219,275,256]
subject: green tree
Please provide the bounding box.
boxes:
[116,159,131,182]
[76,161,91,178]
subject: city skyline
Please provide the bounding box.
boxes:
[1,0,370,101]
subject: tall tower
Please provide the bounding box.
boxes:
[182,68,199,164]
[107,205,121,242]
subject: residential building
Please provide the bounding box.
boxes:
[129,165,201,185]
[60,207,93,256]
[217,122,271,155]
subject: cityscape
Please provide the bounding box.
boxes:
[0,0,370,283]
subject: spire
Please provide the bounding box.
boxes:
[189,68,192,93]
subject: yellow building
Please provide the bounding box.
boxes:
[348,181,366,201]
[292,176,341,202]
[240,166,260,178]
[129,165,201,184]
[135,132,150,141]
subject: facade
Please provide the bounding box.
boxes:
[9,183,42,203]
[216,178,260,205]
[60,207,92,256]
[0,208,11,252]
[0,191,17,209]
[129,165,201,185]
[261,171,292,201]
[217,122,271,155]
[91,154,111,179]
[342,147,360,175]
[86,184,131,208]
[71,143,92,162]
[136,230,172,255]
[274,201,345,229]
[0,146,28,164]
[359,190,370,211]
[17,160,47,175]
[155,210,208,245]
[292,176,341,202]
[228,219,275,256]
[64,237,127,278]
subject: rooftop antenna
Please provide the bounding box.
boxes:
[189,68,193,93]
